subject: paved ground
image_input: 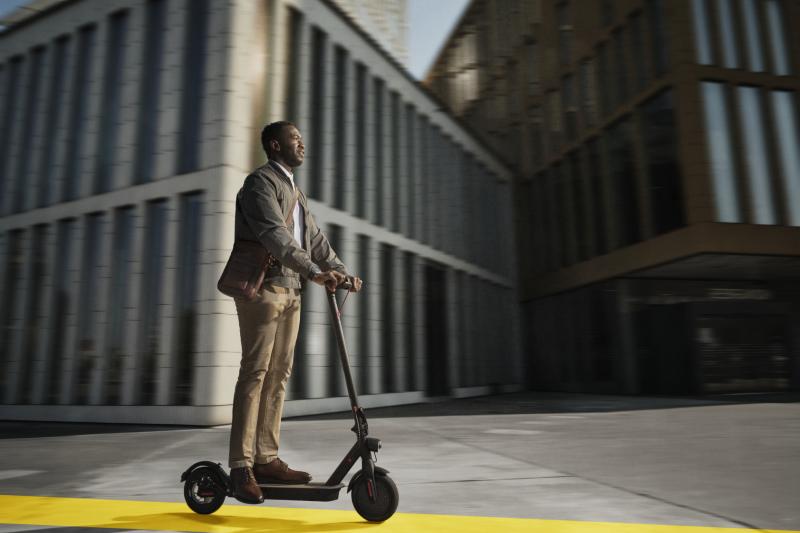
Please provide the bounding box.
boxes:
[0,392,798,532]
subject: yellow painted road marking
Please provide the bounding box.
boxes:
[0,494,796,533]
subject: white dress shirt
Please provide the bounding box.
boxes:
[272,161,305,249]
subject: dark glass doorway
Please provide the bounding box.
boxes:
[424,262,449,396]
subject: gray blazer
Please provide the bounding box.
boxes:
[235,160,349,289]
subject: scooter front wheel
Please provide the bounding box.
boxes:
[184,466,226,514]
[351,472,399,522]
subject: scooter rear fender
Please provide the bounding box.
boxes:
[180,461,232,494]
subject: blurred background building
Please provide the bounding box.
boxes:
[0,0,520,424]
[331,0,408,66]
[426,0,800,395]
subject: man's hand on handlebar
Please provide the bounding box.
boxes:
[312,270,345,292]
[311,271,363,293]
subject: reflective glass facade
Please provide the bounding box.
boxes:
[702,82,741,223]
[737,87,776,225]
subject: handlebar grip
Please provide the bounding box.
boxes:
[338,280,353,291]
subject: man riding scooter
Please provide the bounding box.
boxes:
[227,121,362,503]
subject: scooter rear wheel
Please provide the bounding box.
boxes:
[351,472,399,522]
[184,466,226,514]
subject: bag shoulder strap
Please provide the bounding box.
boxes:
[237,187,299,229]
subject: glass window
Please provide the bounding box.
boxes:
[691,0,713,65]
[13,47,46,213]
[333,46,348,210]
[555,163,573,266]
[38,36,70,206]
[403,251,416,390]
[570,152,588,261]
[0,230,24,402]
[701,82,741,223]
[373,77,385,226]
[63,24,96,201]
[640,89,686,234]
[419,116,430,244]
[740,0,765,72]
[545,169,560,271]
[391,92,401,232]
[134,0,166,184]
[548,91,562,151]
[357,234,371,394]
[646,0,669,76]
[104,207,135,405]
[587,139,607,255]
[557,2,572,66]
[562,75,577,141]
[19,225,47,404]
[137,199,168,404]
[529,175,546,272]
[176,0,210,175]
[528,174,545,271]
[601,0,615,26]
[578,60,596,129]
[630,12,647,90]
[0,57,24,210]
[355,63,367,219]
[770,91,800,225]
[74,213,104,404]
[716,0,740,68]
[596,43,610,117]
[527,42,539,97]
[612,29,628,106]
[173,193,203,404]
[405,104,416,238]
[606,118,642,245]
[380,243,395,393]
[95,10,129,194]
[45,219,75,403]
[284,8,303,120]
[307,27,327,200]
[766,0,791,75]
[737,87,776,224]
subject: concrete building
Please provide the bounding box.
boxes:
[425,0,800,395]
[330,0,408,66]
[0,0,520,425]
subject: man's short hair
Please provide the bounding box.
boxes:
[261,121,295,156]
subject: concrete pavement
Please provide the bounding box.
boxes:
[0,392,798,532]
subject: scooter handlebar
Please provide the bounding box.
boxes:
[324,278,353,293]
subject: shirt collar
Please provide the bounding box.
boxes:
[270,160,294,185]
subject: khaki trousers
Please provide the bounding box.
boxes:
[229,284,301,469]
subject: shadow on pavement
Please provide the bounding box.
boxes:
[1,392,797,436]
[289,391,800,421]
[0,421,188,440]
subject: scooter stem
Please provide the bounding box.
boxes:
[326,289,363,426]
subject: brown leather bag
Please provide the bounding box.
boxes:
[217,193,298,300]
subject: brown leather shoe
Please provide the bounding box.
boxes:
[230,466,264,504]
[254,458,312,484]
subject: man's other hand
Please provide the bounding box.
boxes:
[346,275,363,292]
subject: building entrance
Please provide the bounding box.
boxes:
[694,311,791,393]
[424,262,449,396]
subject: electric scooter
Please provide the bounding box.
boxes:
[180,281,399,522]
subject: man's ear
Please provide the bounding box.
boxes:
[270,139,280,153]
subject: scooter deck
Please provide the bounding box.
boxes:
[259,482,345,502]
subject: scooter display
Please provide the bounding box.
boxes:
[180,281,399,522]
